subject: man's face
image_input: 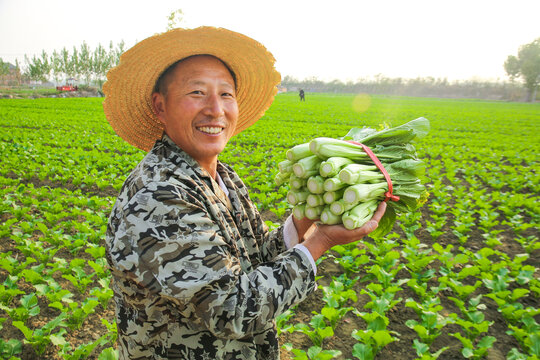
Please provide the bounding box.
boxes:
[153,55,238,171]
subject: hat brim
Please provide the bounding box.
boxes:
[103,27,281,151]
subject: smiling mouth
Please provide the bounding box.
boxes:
[197,126,224,135]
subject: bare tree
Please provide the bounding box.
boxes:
[0,58,9,76]
[79,42,93,85]
[113,40,125,66]
[24,53,49,82]
[14,59,22,85]
[51,50,63,85]
[92,43,111,91]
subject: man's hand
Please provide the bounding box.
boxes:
[292,216,316,241]
[301,201,387,261]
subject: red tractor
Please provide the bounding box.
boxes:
[56,78,78,92]
[56,84,78,91]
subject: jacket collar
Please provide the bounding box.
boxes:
[158,133,228,182]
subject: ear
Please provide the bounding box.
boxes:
[152,92,167,125]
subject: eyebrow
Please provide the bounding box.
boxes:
[185,79,235,90]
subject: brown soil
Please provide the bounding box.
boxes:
[1,178,538,359]
[278,205,539,359]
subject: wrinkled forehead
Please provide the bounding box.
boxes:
[154,54,237,93]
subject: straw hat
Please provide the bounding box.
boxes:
[103,26,281,151]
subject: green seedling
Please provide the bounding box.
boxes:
[0,292,40,322]
[12,313,67,355]
[351,311,398,360]
[450,332,496,359]
[293,314,334,348]
[320,280,357,309]
[276,309,295,336]
[412,339,449,360]
[282,343,342,360]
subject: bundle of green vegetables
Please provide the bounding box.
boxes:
[275,117,430,238]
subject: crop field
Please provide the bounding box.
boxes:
[0,93,539,359]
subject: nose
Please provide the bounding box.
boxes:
[203,93,225,118]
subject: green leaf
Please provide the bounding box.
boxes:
[20,269,44,284]
[317,326,334,339]
[85,246,106,260]
[405,319,418,328]
[432,346,450,358]
[367,314,388,332]
[511,288,530,301]
[98,347,119,360]
[366,283,383,295]
[34,221,48,234]
[44,313,67,332]
[352,343,374,360]
[310,314,325,328]
[451,332,472,347]
[11,321,33,340]
[282,343,294,351]
[468,311,485,324]
[506,348,527,360]
[529,333,540,356]
[49,301,67,311]
[372,330,394,348]
[49,333,67,346]
[317,349,342,359]
[413,324,428,339]
[412,339,429,355]
[307,346,322,358]
[0,338,22,357]
[477,335,496,349]
[454,253,469,264]
[20,293,37,308]
[291,349,309,359]
[321,307,338,320]
[462,347,474,358]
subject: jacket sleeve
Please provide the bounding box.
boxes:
[107,182,317,340]
[259,225,289,262]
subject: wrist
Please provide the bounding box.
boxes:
[292,216,315,240]
[301,227,331,261]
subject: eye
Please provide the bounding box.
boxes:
[190,90,204,95]
[222,92,235,98]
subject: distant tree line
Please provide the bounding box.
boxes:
[5,35,538,101]
[22,41,125,89]
[285,37,539,102]
[281,75,532,101]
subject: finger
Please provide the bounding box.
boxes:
[317,201,387,240]
[360,220,378,234]
[370,201,387,223]
[352,202,387,236]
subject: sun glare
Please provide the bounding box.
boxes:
[352,93,372,113]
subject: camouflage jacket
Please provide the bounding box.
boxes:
[105,135,316,359]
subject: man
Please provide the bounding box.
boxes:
[103,27,385,359]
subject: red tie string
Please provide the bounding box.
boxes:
[346,140,400,202]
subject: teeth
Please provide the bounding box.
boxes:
[198,126,223,134]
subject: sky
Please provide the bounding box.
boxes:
[1,0,539,82]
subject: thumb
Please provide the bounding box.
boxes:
[362,219,379,234]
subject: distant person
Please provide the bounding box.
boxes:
[299,88,305,101]
[103,26,385,359]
